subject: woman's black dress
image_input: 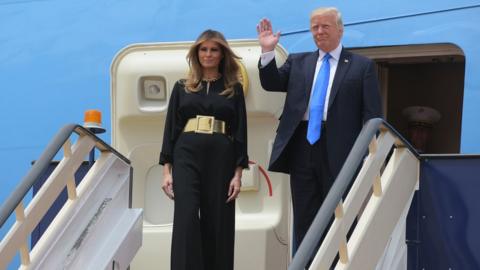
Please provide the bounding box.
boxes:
[159,78,248,270]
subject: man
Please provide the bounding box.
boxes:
[257,7,382,250]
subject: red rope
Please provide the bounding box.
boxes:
[248,160,273,197]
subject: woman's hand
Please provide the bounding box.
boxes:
[162,163,174,200]
[256,18,281,53]
[226,167,243,203]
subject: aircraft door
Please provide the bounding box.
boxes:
[111,40,291,270]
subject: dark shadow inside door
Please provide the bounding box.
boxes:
[351,43,465,154]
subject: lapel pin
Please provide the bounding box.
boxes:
[344,59,349,63]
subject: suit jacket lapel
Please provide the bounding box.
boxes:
[304,50,319,100]
[328,48,351,109]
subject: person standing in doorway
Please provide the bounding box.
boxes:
[160,29,248,270]
[257,7,382,250]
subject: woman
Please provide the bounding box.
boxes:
[159,29,248,270]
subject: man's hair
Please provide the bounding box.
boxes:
[310,7,344,29]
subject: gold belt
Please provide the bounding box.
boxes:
[184,115,226,134]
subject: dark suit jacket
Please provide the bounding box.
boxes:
[259,48,382,176]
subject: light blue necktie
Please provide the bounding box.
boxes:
[307,53,331,145]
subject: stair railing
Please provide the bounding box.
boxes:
[0,124,130,269]
[289,118,420,270]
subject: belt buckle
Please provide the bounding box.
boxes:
[195,115,214,134]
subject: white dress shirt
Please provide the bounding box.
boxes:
[260,43,343,121]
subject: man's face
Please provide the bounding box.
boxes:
[310,12,343,52]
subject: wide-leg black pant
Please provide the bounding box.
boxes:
[171,132,236,270]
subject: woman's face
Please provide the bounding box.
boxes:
[198,40,223,70]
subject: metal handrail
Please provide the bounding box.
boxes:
[0,124,129,228]
[288,118,418,270]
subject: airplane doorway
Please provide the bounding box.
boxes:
[351,44,465,154]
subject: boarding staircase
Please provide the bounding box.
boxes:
[290,117,480,270]
[1,117,479,269]
[0,125,142,270]
[291,118,419,270]
[0,118,418,270]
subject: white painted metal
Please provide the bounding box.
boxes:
[0,133,142,270]
[310,131,396,269]
[0,135,96,269]
[375,193,414,270]
[26,152,142,270]
[306,130,418,270]
[338,148,418,270]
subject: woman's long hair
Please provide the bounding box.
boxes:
[185,29,241,97]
